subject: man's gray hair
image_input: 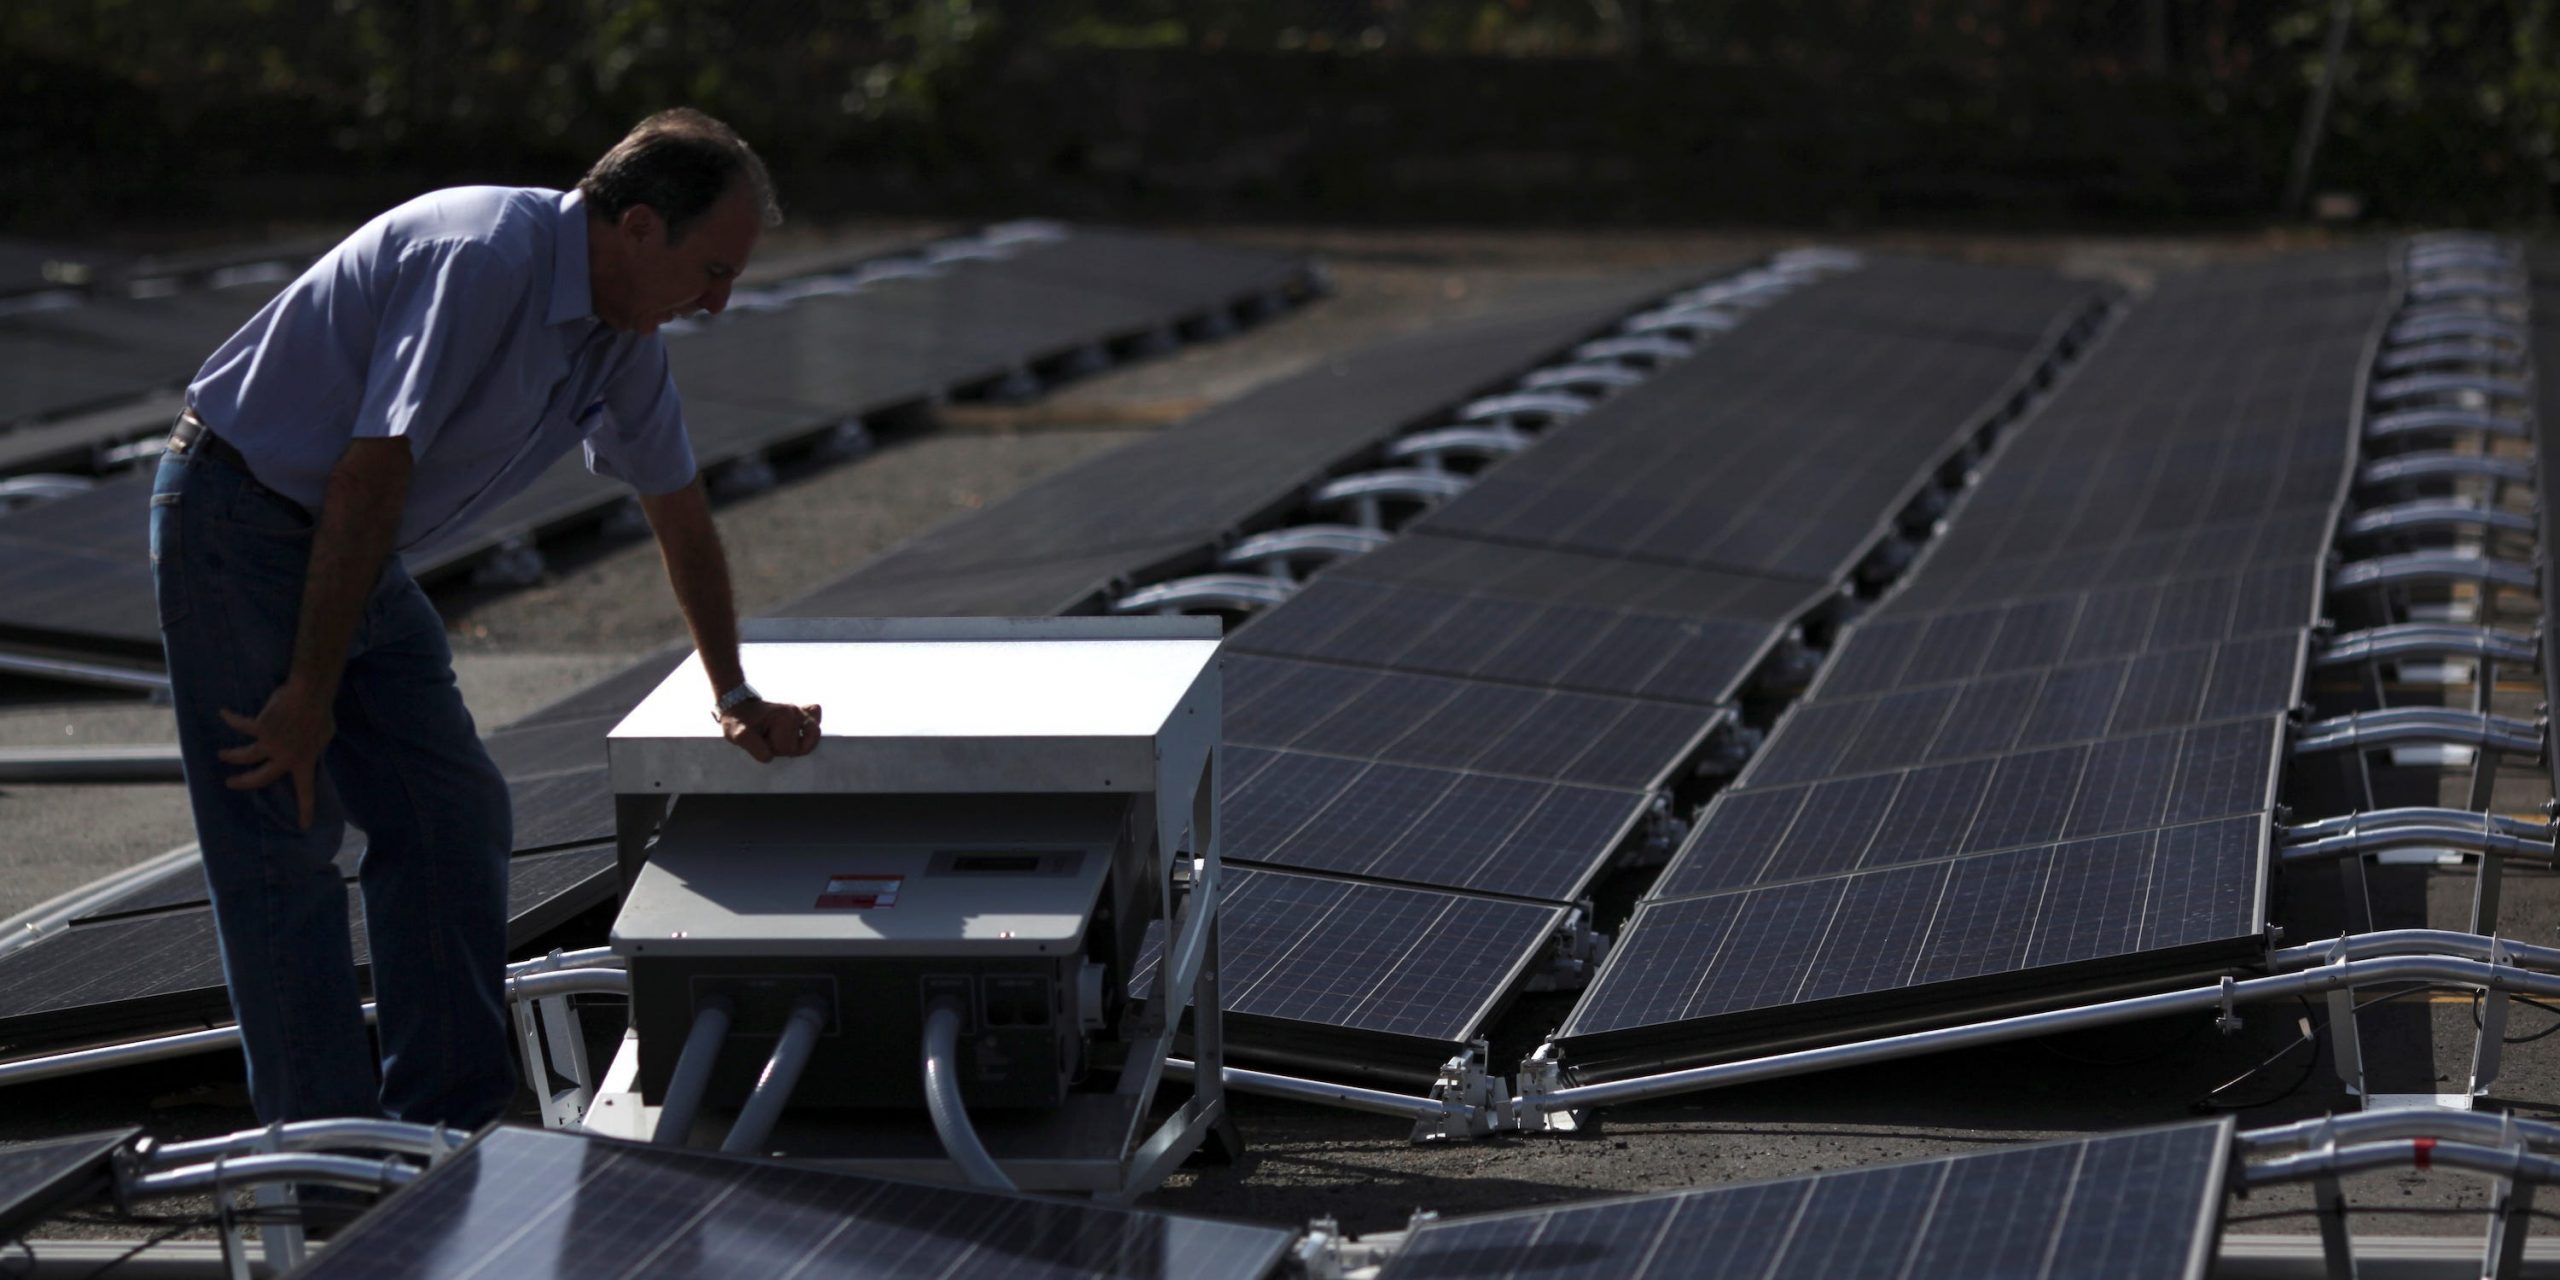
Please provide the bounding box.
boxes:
[579,108,781,242]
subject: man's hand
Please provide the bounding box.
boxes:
[217,678,336,828]
[722,700,822,762]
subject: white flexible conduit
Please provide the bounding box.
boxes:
[718,995,827,1155]
[921,999,1015,1191]
[652,997,735,1146]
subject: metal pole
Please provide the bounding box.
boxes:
[124,1152,422,1200]
[1519,955,2560,1116]
[2282,0,2355,218]
[1162,1058,1454,1122]
[0,967,628,1090]
[144,1118,459,1167]
[2239,1110,2560,1154]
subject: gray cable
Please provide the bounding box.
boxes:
[922,1000,1015,1191]
[652,997,734,1146]
[719,995,826,1155]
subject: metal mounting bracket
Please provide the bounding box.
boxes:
[1410,1041,1504,1142]
[1505,1043,1587,1135]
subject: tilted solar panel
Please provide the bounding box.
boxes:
[297,1125,1295,1280]
[1374,1120,2230,1280]
[1558,249,2383,1077]
[1131,866,1567,1080]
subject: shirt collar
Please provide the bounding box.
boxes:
[547,189,595,327]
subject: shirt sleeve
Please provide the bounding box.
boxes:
[349,240,519,459]
[582,335,699,495]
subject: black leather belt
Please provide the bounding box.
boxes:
[168,410,251,473]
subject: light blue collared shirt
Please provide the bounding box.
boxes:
[187,186,698,554]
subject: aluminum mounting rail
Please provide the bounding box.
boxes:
[2290,707,2545,757]
[1110,574,1297,615]
[2390,313,2527,347]
[2279,823,2554,865]
[1384,425,1533,470]
[0,474,94,505]
[2339,499,2535,540]
[1507,954,2560,1121]
[2366,406,2531,441]
[1219,525,1392,578]
[2268,928,2560,973]
[2358,452,2533,488]
[2409,277,2530,305]
[0,742,184,784]
[1454,390,1594,425]
[1519,362,1648,394]
[125,1151,422,1199]
[1311,469,1474,529]
[2331,550,2537,593]
[0,649,171,695]
[2282,810,2554,843]
[0,956,624,1090]
[2312,623,2537,668]
[142,1117,463,1167]
[2239,1136,2560,1191]
[1572,334,1693,367]
[2371,372,2533,406]
[2240,1111,2560,1156]
[1621,304,1745,338]
[2380,339,2527,374]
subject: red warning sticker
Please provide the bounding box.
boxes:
[816,874,902,910]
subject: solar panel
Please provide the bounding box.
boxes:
[1224,655,1722,791]
[1222,746,1647,901]
[1132,867,1567,1078]
[0,1127,140,1243]
[1374,1121,2229,1280]
[1561,815,2264,1054]
[298,1125,1296,1280]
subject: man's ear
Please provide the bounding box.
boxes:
[618,204,661,247]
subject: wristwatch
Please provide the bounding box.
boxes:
[714,681,762,717]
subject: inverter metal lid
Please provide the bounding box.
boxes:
[608,617,1221,795]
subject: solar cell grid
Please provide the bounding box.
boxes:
[1656,717,2279,900]
[1222,654,1718,790]
[1131,867,1567,1059]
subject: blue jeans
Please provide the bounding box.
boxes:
[151,446,517,1128]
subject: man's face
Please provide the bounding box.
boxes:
[594,184,761,335]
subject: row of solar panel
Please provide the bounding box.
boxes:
[1557,247,2392,1076]
[0,227,1321,1053]
[1168,258,2112,1076]
[13,1115,2211,1279]
[0,226,1317,664]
